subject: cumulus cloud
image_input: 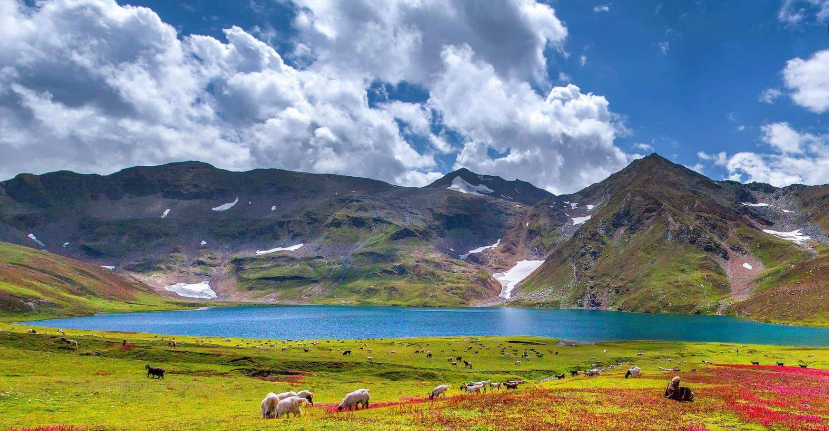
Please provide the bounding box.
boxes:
[429,46,627,194]
[722,123,829,187]
[759,88,783,104]
[783,49,829,113]
[778,0,829,26]
[290,0,567,84]
[0,0,630,194]
[594,5,610,12]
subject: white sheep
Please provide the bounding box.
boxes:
[429,384,450,399]
[463,383,484,393]
[585,368,602,377]
[515,360,522,366]
[274,396,308,418]
[296,390,314,405]
[337,388,371,411]
[261,393,279,418]
[624,366,641,379]
[490,382,501,390]
[275,391,298,401]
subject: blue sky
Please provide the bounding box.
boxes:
[1,0,828,193]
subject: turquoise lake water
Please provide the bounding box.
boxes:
[25,306,829,346]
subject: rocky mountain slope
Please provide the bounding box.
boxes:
[2,155,829,324]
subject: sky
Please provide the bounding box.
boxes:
[1,0,828,194]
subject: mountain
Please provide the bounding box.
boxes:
[0,241,182,320]
[0,162,551,307]
[426,168,554,205]
[2,155,829,324]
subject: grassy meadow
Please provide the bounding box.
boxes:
[3,323,829,430]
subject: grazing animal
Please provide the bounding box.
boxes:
[367,356,374,363]
[751,361,760,365]
[145,365,165,379]
[450,361,458,367]
[426,353,432,358]
[27,329,37,334]
[585,369,602,377]
[800,364,808,369]
[167,341,178,348]
[296,390,314,405]
[461,383,484,393]
[343,349,352,356]
[429,384,450,399]
[515,360,522,366]
[664,376,695,402]
[701,360,713,365]
[490,382,501,390]
[570,370,579,377]
[464,360,473,369]
[338,389,371,411]
[777,362,784,366]
[555,374,565,380]
[625,366,641,379]
[274,396,308,419]
[274,391,298,401]
[60,337,78,350]
[261,393,278,418]
[504,381,519,390]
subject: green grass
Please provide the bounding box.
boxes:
[3,324,829,430]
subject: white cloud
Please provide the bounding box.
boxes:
[290,0,567,84]
[723,123,829,187]
[632,143,654,152]
[779,0,829,26]
[697,151,728,166]
[737,125,746,132]
[783,49,829,113]
[759,88,783,104]
[594,5,610,12]
[658,41,670,55]
[429,46,627,194]
[580,55,587,67]
[0,0,630,194]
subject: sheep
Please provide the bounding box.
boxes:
[274,391,298,401]
[800,364,808,369]
[27,329,37,334]
[585,368,602,377]
[274,396,308,418]
[296,390,314,405]
[167,341,178,348]
[490,382,501,390]
[343,349,352,356]
[261,393,278,418]
[426,353,432,358]
[570,370,579,377]
[555,373,565,380]
[429,384,450,399]
[461,383,484,393]
[60,337,78,350]
[751,361,760,365]
[367,356,374,363]
[337,389,371,411]
[701,360,713,365]
[514,360,522,366]
[624,366,641,379]
[504,381,519,390]
[777,362,785,366]
[464,360,473,369]
[145,365,165,379]
[450,361,458,367]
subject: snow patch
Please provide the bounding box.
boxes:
[62,242,69,248]
[255,243,304,256]
[27,233,45,247]
[447,177,494,195]
[460,239,500,260]
[494,260,545,299]
[586,205,595,210]
[742,262,753,270]
[782,209,793,213]
[572,216,592,225]
[161,208,170,218]
[271,206,276,211]
[212,197,239,212]
[570,202,579,209]
[164,281,217,299]
[200,240,207,246]
[742,202,770,207]
[101,266,115,271]
[501,194,513,200]
[763,229,811,244]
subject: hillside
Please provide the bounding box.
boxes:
[0,242,184,320]
[2,155,829,323]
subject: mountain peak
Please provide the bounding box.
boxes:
[425,168,553,204]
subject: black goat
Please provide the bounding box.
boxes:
[146,365,165,379]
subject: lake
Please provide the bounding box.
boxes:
[25,306,829,346]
